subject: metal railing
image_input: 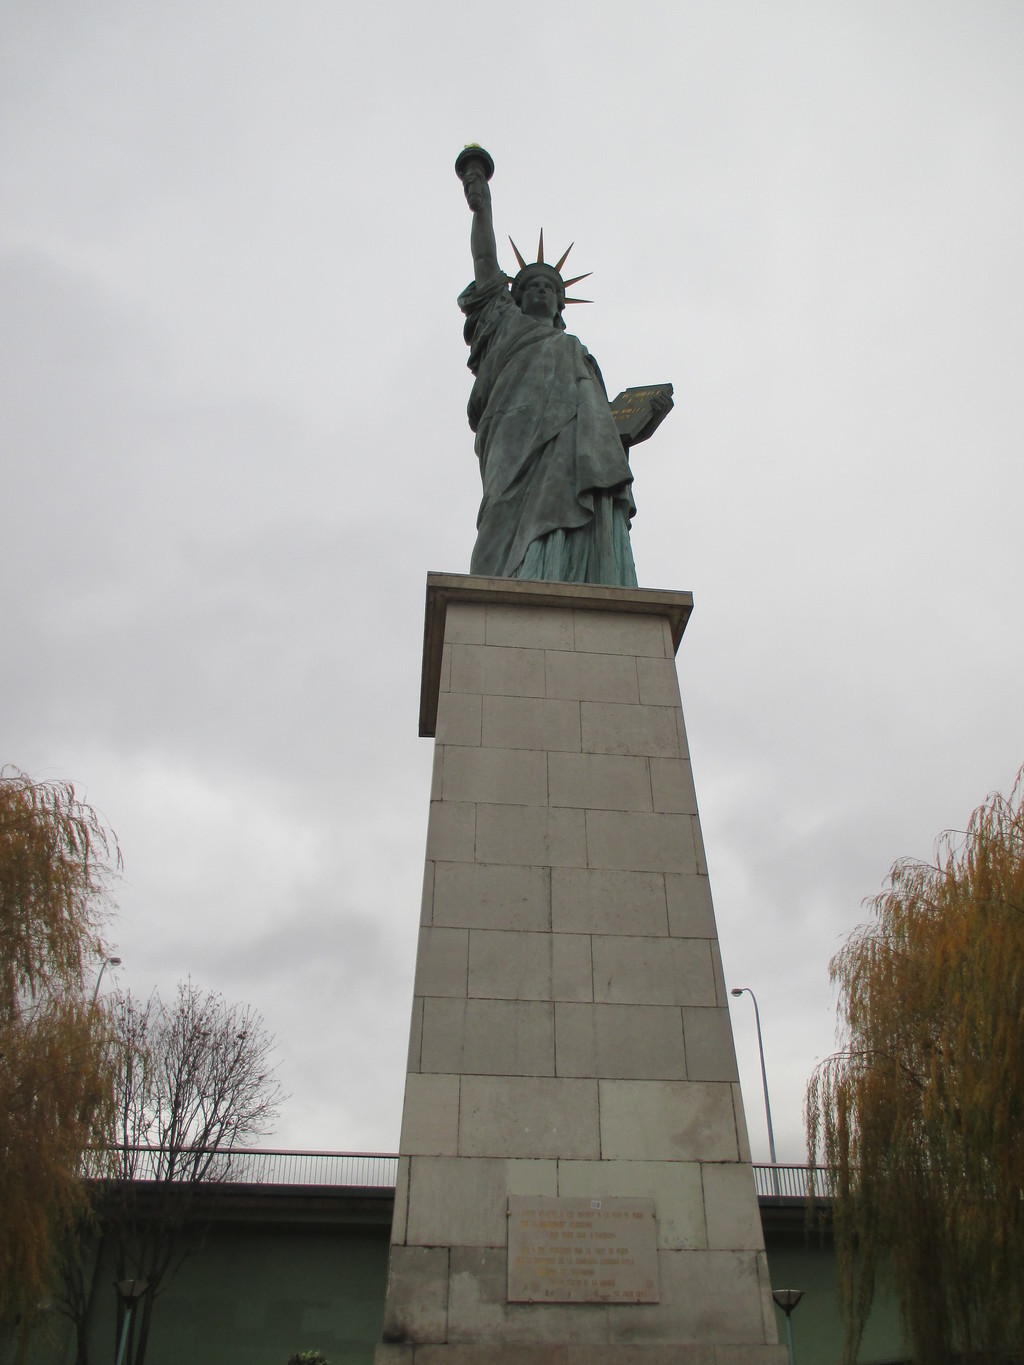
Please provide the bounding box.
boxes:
[95,1147,399,1188]
[93,1149,831,1200]
[752,1163,836,1199]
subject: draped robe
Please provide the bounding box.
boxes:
[459,274,637,586]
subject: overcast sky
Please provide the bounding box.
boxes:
[3,3,1023,1162]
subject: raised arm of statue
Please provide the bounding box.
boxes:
[456,148,500,289]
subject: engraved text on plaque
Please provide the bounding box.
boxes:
[507,1196,659,1304]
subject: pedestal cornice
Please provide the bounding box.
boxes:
[419,573,694,738]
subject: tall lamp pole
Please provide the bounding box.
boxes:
[114,1278,148,1365]
[91,955,122,1004]
[772,1288,804,1365]
[730,986,779,1193]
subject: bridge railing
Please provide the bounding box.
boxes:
[94,1147,399,1188]
[752,1163,836,1199]
[93,1149,830,1198]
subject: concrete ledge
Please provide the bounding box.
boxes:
[420,574,694,737]
[376,1347,788,1364]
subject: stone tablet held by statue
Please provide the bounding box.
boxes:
[456,145,672,588]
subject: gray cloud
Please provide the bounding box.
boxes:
[3,2,1023,1157]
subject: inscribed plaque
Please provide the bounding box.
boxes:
[609,384,674,446]
[507,1195,659,1304]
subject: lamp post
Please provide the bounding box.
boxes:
[730,986,779,1194]
[114,1278,148,1365]
[91,955,122,1004]
[772,1288,804,1365]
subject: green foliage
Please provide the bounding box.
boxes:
[0,770,120,1328]
[806,768,1024,1363]
[287,1353,330,1365]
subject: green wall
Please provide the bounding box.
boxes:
[765,1230,906,1365]
[9,1191,908,1365]
[85,1222,391,1365]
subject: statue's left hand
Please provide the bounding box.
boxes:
[648,390,672,419]
[462,162,491,214]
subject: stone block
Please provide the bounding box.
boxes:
[507,1157,558,1195]
[569,1349,715,1365]
[573,609,668,658]
[481,695,581,752]
[475,805,587,869]
[581,702,682,758]
[732,1084,753,1164]
[449,643,545,698]
[380,1245,449,1345]
[374,1345,414,1365]
[406,1155,508,1247]
[592,936,717,1006]
[755,1250,782,1344]
[459,1076,600,1159]
[421,862,435,927]
[435,692,482,746]
[675,709,691,759]
[556,1158,707,1249]
[417,1349,570,1365]
[665,874,717,938]
[586,810,697,874]
[551,869,668,937]
[548,753,653,813]
[544,650,639,703]
[636,656,683,707]
[445,1246,507,1342]
[610,1249,769,1344]
[433,862,550,932]
[555,1003,685,1079]
[420,998,555,1076]
[682,1007,739,1082]
[442,746,547,806]
[485,603,575,650]
[407,998,423,1071]
[392,1154,410,1244]
[430,748,443,800]
[414,927,469,998]
[444,602,486,644]
[649,758,698,814]
[710,942,728,1006]
[399,1073,459,1155]
[382,1350,778,1365]
[425,802,476,863]
[468,929,592,1002]
[702,1164,764,1251]
[447,1246,610,1345]
[599,1080,740,1161]
[713,1349,788,1365]
[692,816,708,875]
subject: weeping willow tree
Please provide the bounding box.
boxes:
[806,769,1024,1364]
[0,771,120,1336]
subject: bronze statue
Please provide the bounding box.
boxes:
[456,146,670,587]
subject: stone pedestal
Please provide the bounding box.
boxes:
[377,574,786,1365]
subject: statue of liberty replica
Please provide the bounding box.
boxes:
[456,145,670,587]
[374,148,784,1365]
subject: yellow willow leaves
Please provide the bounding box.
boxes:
[0,770,120,1329]
[806,767,1024,1365]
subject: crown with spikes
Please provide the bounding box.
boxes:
[509,229,593,305]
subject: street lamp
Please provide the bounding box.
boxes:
[772,1288,804,1365]
[91,956,122,1004]
[114,1278,148,1365]
[730,986,779,1192]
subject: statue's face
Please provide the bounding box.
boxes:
[519,272,560,321]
